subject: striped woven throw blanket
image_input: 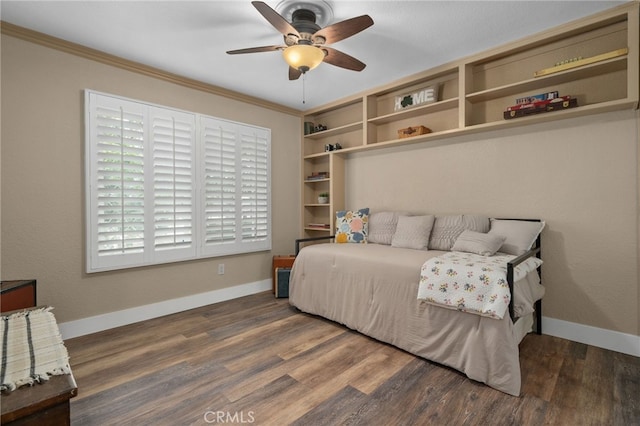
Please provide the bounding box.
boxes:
[1,307,71,392]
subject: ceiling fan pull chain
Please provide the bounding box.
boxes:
[302,72,306,104]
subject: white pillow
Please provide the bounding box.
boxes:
[391,215,435,250]
[452,230,506,256]
[488,219,545,255]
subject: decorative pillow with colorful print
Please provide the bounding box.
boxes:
[336,208,369,243]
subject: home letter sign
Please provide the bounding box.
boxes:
[394,84,440,111]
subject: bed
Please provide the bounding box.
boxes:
[288,216,544,396]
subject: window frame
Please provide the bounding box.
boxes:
[85,90,271,273]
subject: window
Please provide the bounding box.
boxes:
[85,90,271,272]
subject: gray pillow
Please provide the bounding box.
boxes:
[391,215,435,250]
[428,215,490,250]
[368,211,408,245]
[488,219,545,255]
[451,230,506,256]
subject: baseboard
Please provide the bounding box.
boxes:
[59,290,639,357]
[59,279,271,340]
[543,316,640,357]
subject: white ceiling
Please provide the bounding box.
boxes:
[0,0,626,110]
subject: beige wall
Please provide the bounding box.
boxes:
[347,110,639,336]
[1,35,301,323]
[2,31,639,338]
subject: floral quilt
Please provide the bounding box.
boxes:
[417,251,542,319]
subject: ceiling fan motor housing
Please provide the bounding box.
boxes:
[287,9,321,45]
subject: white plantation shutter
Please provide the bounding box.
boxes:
[86,90,271,272]
[87,94,146,270]
[240,128,270,244]
[200,117,270,256]
[150,108,196,261]
[201,117,237,248]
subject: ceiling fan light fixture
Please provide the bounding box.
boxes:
[282,44,325,73]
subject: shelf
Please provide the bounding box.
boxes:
[304,150,351,160]
[465,98,638,131]
[368,98,459,124]
[356,128,463,152]
[335,98,637,155]
[304,227,332,232]
[369,66,459,98]
[304,121,363,139]
[466,55,628,103]
[299,2,638,237]
[303,151,331,160]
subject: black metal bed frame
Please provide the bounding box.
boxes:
[503,218,543,335]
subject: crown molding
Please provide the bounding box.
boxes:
[1,21,302,117]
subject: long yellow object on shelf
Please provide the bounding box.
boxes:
[534,48,628,77]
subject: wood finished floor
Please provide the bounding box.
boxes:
[65,291,639,425]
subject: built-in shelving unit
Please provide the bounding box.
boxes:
[300,2,639,237]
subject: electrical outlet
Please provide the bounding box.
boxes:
[218,263,225,275]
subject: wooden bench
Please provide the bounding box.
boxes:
[0,306,77,425]
[1,373,77,425]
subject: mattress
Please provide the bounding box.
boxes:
[289,243,544,396]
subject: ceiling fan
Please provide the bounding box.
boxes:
[227,1,374,80]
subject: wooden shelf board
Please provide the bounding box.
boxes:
[466,55,627,103]
[341,128,463,153]
[466,98,637,130]
[303,121,362,139]
[304,227,332,232]
[303,152,331,160]
[333,99,636,157]
[368,98,458,124]
[368,67,459,97]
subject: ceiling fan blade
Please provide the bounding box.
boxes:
[313,15,374,45]
[289,67,302,81]
[322,47,366,71]
[252,1,300,37]
[226,45,283,55]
